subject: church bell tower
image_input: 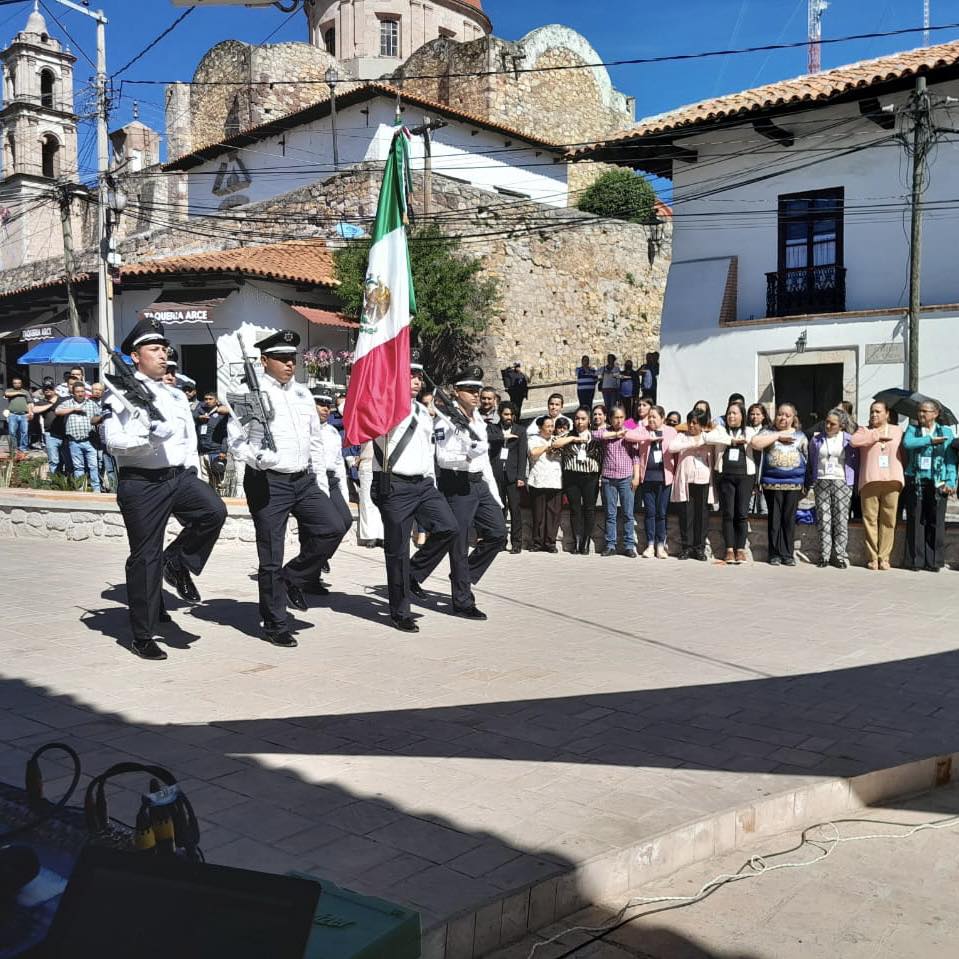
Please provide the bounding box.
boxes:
[0,2,79,270]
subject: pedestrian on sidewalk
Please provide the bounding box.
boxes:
[593,404,640,557]
[3,377,33,453]
[807,409,857,569]
[668,409,720,561]
[901,400,956,572]
[57,381,105,492]
[851,400,904,570]
[562,407,601,555]
[712,401,757,564]
[750,403,809,567]
[626,405,676,559]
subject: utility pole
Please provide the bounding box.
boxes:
[408,117,447,217]
[54,2,112,373]
[807,0,828,74]
[924,0,931,47]
[906,76,931,392]
[56,183,81,337]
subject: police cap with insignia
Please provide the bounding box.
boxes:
[312,391,334,406]
[453,365,484,389]
[255,329,300,356]
[120,317,169,355]
[410,348,424,373]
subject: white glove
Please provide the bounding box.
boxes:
[255,449,281,469]
[149,420,176,442]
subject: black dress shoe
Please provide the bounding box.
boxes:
[692,549,708,562]
[510,546,522,555]
[578,541,590,555]
[409,578,426,599]
[163,559,201,604]
[391,615,419,633]
[131,638,167,661]
[817,559,829,568]
[601,548,617,557]
[677,549,690,561]
[285,582,309,611]
[452,606,487,620]
[545,545,558,554]
[623,549,637,558]
[264,629,298,648]
[303,581,330,596]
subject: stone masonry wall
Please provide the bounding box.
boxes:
[0,165,668,387]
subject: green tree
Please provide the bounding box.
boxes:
[576,169,657,223]
[333,225,499,385]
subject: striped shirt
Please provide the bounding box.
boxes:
[562,431,601,474]
[576,366,598,392]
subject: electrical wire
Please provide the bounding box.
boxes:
[38,0,97,72]
[118,21,959,87]
[112,7,195,80]
[529,811,959,958]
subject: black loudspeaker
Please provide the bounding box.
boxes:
[43,846,320,959]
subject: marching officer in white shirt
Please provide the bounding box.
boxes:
[103,318,227,662]
[228,330,351,648]
[372,351,457,633]
[409,364,506,621]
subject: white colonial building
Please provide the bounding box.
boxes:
[581,40,959,426]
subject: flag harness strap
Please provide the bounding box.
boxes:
[373,415,417,472]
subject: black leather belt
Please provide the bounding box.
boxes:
[119,465,185,482]
[264,468,310,480]
[439,468,483,484]
[388,473,426,483]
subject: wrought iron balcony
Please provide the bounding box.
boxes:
[766,265,846,318]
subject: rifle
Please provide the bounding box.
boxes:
[96,334,165,423]
[226,336,277,453]
[423,372,481,442]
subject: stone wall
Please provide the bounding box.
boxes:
[393,25,634,147]
[179,40,342,156]
[0,164,668,387]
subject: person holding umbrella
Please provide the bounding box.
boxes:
[902,400,957,572]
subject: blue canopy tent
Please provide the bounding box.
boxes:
[18,337,131,366]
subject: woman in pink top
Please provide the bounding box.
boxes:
[850,400,905,570]
[667,409,722,560]
[624,396,652,431]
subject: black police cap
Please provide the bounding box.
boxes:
[453,365,484,387]
[255,330,300,355]
[120,317,168,356]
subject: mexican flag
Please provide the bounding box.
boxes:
[343,121,417,445]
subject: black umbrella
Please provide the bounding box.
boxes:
[872,388,958,426]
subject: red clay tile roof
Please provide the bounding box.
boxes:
[164,80,564,171]
[572,39,959,160]
[291,305,357,329]
[0,240,338,303]
[122,240,338,288]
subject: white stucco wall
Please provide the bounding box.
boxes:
[186,96,568,215]
[657,76,959,420]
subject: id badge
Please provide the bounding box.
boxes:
[652,450,663,464]
[920,454,933,472]
[500,448,509,461]
[728,448,741,462]
[575,444,587,461]
[878,454,890,469]
[200,424,208,436]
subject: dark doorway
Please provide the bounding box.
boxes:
[773,362,844,432]
[180,344,216,395]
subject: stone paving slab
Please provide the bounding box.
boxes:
[1,537,959,957]
[496,783,959,958]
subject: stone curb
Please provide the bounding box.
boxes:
[421,751,957,959]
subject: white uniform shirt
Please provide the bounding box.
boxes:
[373,400,436,479]
[434,404,502,506]
[103,372,199,472]
[227,373,329,495]
[318,420,347,490]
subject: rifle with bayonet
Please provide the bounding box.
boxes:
[226,336,277,453]
[96,334,165,422]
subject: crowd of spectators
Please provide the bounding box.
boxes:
[473,365,958,572]
[4,349,957,572]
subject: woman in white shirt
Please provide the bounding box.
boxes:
[806,408,856,568]
[527,415,577,552]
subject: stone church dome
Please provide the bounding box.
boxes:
[24,2,48,36]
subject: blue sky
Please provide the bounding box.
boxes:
[12,0,959,174]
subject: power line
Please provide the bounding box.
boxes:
[112,7,195,80]
[38,0,96,72]
[117,21,959,87]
